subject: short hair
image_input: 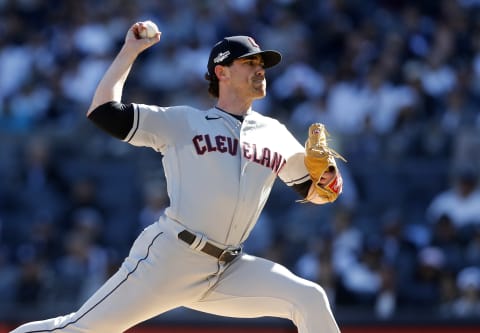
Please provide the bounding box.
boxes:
[205,72,219,98]
[204,61,234,98]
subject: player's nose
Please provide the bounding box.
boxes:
[255,66,265,77]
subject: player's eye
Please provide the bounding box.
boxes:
[245,59,264,67]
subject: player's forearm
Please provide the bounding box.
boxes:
[87,45,139,116]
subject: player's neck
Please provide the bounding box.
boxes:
[216,96,252,116]
[215,106,245,122]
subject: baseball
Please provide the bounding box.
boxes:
[139,20,159,39]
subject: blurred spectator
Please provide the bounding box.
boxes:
[7,78,53,131]
[337,235,385,307]
[326,76,369,136]
[271,62,325,109]
[465,226,480,267]
[60,56,111,106]
[54,231,110,306]
[453,128,480,171]
[138,180,169,232]
[430,214,465,272]
[294,233,337,307]
[381,211,405,266]
[452,266,480,317]
[419,50,457,100]
[379,209,418,287]
[70,208,105,245]
[12,135,68,227]
[289,94,335,137]
[61,176,106,238]
[360,64,417,135]
[0,217,17,305]
[374,265,397,319]
[12,244,55,306]
[0,42,33,109]
[17,135,67,195]
[331,208,362,278]
[398,246,446,309]
[440,88,477,136]
[438,270,458,317]
[22,211,61,263]
[426,164,480,228]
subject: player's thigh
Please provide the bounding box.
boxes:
[187,254,328,319]
[76,222,217,329]
[20,222,214,333]
[67,224,185,331]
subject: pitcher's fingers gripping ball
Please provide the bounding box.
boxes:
[304,123,347,204]
[127,20,161,50]
[137,20,159,39]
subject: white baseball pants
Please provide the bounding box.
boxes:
[10,218,340,333]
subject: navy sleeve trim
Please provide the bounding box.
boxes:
[125,105,139,143]
[87,101,134,140]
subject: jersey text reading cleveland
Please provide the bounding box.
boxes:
[192,134,286,173]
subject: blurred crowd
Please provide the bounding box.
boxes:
[1,0,480,323]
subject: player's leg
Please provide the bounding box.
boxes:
[10,222,214,333]
[186,254,340,333]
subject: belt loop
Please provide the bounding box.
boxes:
[189,233,208,251]
[188,233,202,249]
[195,233,208,250]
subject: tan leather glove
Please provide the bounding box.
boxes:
[304,123,346,203]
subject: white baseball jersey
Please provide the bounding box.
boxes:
[11,104,340,333]
[125,104,310,246]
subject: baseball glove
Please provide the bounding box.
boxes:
[304,123,346,203]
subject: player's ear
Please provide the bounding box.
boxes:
[214,65,229,81]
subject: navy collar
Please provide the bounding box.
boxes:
[215,106,244,122]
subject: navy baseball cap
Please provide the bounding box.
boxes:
[207,36,282,76]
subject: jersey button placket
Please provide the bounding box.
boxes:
[224,119,248,245]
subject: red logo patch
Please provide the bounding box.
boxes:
[248,37,259,48]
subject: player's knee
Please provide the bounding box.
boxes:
[313,284,333,309]
[292,283,341,332]
[297,283,333,313]
[288,283,334,327]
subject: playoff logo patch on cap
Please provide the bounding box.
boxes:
[214,51,231,64]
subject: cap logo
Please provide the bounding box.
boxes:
[214,51,231,63]
[248,37,259,48]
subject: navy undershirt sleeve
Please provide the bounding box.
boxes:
[87,101,134,140]
[292,179,312,199]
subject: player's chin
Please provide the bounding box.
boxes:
[252,92,266,100]
[252,86,266,98]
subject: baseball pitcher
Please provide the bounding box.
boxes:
[11,21,344,333]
